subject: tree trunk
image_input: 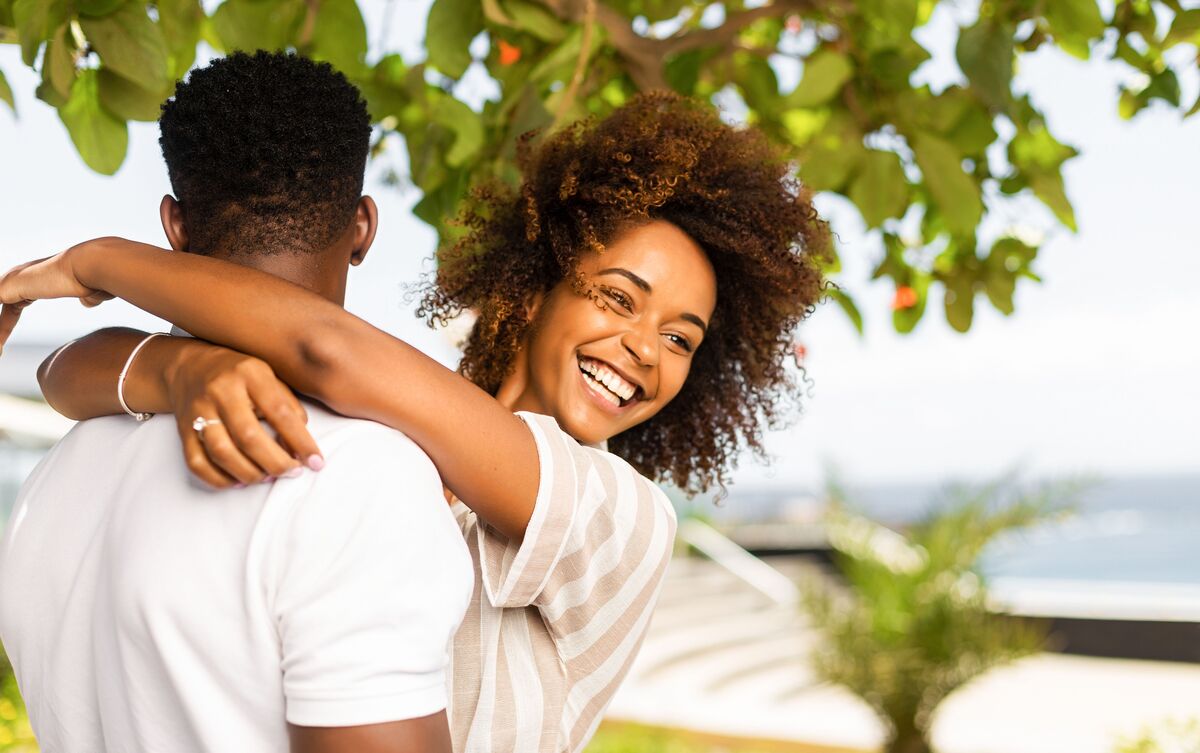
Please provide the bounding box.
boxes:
[885,729,933,753]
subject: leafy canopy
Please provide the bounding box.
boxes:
[2,0,1197,333]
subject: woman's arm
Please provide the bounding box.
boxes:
[4,239,539,539]
[38,328,323,487]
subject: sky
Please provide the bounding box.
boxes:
[1,1,1198,489]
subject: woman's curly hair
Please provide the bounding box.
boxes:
[419,91,830,494]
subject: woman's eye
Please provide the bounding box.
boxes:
[603,288,634,311]
[665,333,693,352]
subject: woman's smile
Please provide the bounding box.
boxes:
[576,354,644,414]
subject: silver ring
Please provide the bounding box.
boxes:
[192,416,222,438]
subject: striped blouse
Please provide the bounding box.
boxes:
[447,412,677,753]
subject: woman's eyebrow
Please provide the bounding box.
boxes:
[681,313,708,333]
[599,267,708,332]
[599,268,652,292]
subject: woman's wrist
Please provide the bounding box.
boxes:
[66,236,138,293]
[124,336,200,415]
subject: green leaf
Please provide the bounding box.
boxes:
[1142,69,1181,108]
[946,104,997,155]
[356,54,410,121]
[210,0,305,54]
[426,0,484,79]
[481,0,514,26]
[59,68,128,175]
[527,22,603,84]
[414,166,470,230]
[1165,8,1200,47]
[911,133,982,236]
[79,3,170,92]
[0,68,14,115]
[801,136,864,194]
[665,48,716,95]
[1029,171,1076,231]
[1009,122,1076,172]
[43,23,76,103]
[1118,87,1143,119]
[309,0,367,74]
[158,0,203,79]
[736,54,779,114]
[505,0,565,42]
[98,67,169,121]
[943,273,975,332]
[955,19,1013,111]
[1186,92,1200,119]
[13,0,67,65]
[984,237,1037,314]
[1043,0,1105,59]
[787,49,852,108]
[77,0,125,17]
[827,286,864,335]
[434,96,484,166]
[849,150,908,228]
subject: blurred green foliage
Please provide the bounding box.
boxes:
[1114,717,1200,753]
[804,478,1076,753]
[0,647,35,752]
[1,0,1198,334]
[586,721,790,752]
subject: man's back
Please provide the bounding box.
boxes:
[0,407,473,752]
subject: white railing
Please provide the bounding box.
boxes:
[677,518,801,607]
[0,394,73,446]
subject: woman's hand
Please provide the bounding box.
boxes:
[0,245,114,350]
[163,343,323,489]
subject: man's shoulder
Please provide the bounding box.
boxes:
[303,403,414,444]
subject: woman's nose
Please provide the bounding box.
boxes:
[621,324,659,367]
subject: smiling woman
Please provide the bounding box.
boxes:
[422,92,830,492]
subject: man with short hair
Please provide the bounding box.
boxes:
[0,52,472,753]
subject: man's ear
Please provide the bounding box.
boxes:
[159,195,189,252]
[349,196,380,267]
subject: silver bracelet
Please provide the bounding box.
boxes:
[118,332,168,421]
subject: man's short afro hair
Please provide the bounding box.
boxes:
[158,51,371,256]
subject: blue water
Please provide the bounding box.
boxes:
[683,473,1200,587]
[3,440,1198,587]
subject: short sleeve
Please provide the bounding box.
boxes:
[265,425,472,728]
[475,412,677,620]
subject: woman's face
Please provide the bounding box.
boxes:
[502,219,718,446]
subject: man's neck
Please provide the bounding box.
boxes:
[208,250,348,306]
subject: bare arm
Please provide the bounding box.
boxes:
[38,327,171,420]
[288,712,452,753]
[38,327,323,487]
[22,238,538,539]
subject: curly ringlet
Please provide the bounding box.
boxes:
[419,91,830,495]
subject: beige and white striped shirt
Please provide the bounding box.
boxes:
[448,412,677,753]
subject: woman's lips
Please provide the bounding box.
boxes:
[576,356,640,415]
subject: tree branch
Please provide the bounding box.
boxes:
[661,1,808,55]
[537,0,822,92]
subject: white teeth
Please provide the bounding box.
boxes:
[583,372,621,406]
[578,357,637,403]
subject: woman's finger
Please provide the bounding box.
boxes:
[175,410,239,489]
[247,378,323,470]
[0,301,30,353]
[215,389,303,480]
[184,400,268,485]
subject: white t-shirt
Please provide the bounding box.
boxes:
[0,407,474,753]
